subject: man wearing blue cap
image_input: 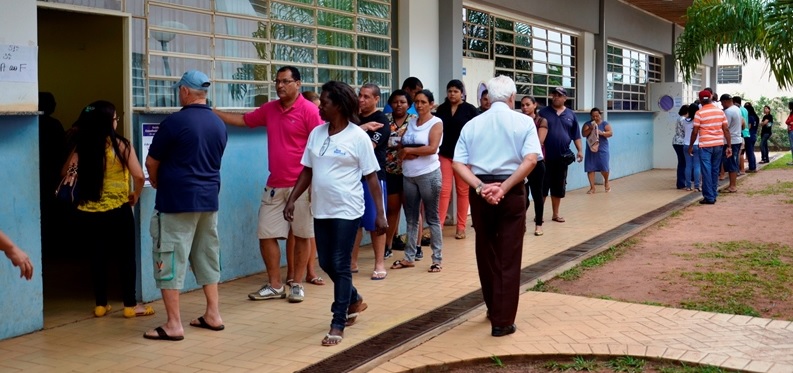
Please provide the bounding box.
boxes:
[144,70,228,341]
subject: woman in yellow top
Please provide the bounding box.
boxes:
[66,100,149,318]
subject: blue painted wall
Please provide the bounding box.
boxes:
[562,112,655,191]
[0,116,44,337]
[135,114,274,301]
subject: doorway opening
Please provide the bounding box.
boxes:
[37,4,131,328]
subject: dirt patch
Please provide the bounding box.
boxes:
[439,355,737,373]
[541,167,793,320]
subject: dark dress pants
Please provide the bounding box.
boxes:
[469,183,527,328]
[673,144,686,189]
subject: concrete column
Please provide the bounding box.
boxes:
[398,0,440,93]
[438,0,463,91]
[592,0,607,113]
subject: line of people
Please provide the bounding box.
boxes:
[20,66,604,345]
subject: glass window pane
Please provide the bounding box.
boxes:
[216,38,268,59]
[150,5,212,33]
[495,70,513,79]
[495,31,513,43]
[319,68,353,83]
[215,16,266,38]
[272,44,315,63]
[464,24,489,39]
[515,73,530,83]
[532,85,547,97]
[318,49,354,66]
[283,0,314,4]
[271,23,315,44]
[465,9,489,24]
[318,0,353,11]
[273,65,316,83]
[547,31,561,42]
[156,0,210,9]
[357,53,389,69]
[515,59,531,71]
[465,38,488,53]
[149,79,180,107]
[358,18,389,36]
[318,11,354,30]
[213,82,270,108]
[132,18,145,54]
[358,0,389,19]
[216,61,269,81]
[515,22,531,35]
[149,32,212,55]
[358,71,390,87]
[495,57,513,69]
[515,47,531,59]
[271,2,315,25]
[495,44,514,57]
[133,53,145,107]
[357,36,389,52]
[494,18,513,30]
[127,0,144,16]
[149,56,212,78]
[532,74,547,85]
[216,0,267,17]
[515,35,531,47]
[318,30,354,48]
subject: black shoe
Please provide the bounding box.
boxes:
[415,247,424,260]
[699,199,715,205]
[384,248,393,259]
[391,237,406,251]
[491,324,517,337]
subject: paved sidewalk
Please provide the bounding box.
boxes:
[1,168,786,372]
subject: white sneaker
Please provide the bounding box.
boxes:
[288,284,305,303]
[248,284,286,300]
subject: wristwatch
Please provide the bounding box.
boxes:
[475,182,484,196]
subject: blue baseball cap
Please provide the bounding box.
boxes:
[173,70,211,90]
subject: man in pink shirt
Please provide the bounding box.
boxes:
[214,66,323,303]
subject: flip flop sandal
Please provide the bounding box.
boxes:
[321,334,343,346]
[551,216,566,223]
[143,326,184,341]
[371,271,387,280]
[307,277,325,286]
[345,300,368,326]
[390,260,415,269]
[428,263,442,273]
[189,316,225,331]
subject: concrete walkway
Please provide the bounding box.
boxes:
[1,168,790,372]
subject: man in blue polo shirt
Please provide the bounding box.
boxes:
[144,70,228,341]
[538,87,582,224]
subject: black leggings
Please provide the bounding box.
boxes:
[76,204,137,307]
[525,160,546,226]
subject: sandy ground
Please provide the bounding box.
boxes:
[547,166,793,319]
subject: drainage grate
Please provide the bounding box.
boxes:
[297,190,706,373]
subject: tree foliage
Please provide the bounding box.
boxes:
[676,0,793,89]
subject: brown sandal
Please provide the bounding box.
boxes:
[428,263,442,273]
[390,260,415,269]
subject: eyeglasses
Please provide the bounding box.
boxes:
[273,79,296,86]
[319,137,331,156]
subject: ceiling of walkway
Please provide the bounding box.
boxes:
[623,0,694,26]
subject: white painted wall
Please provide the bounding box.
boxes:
[718,51,790,101]
[398,0,440,94]
[0,0,38,112]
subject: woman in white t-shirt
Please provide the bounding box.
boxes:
[391,89,444,273]
[285,81,386,347]
[683,104,701,191]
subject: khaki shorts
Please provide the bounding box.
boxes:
[150,210,221,290]
[258,186,314,239]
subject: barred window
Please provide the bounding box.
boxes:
[47,0,392,109]
[717,65,742,84]
[462,7,577,108]
[606,44,661,111]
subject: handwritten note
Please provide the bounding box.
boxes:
[0,44,37,83]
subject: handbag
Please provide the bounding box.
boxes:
[55,155,79,205]
[587,122,600,153]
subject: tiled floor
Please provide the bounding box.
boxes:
[1,168,789,373]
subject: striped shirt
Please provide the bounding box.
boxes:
[693,103,728,148]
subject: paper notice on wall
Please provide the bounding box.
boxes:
[0,44,37,83]
[141,123,160,187]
